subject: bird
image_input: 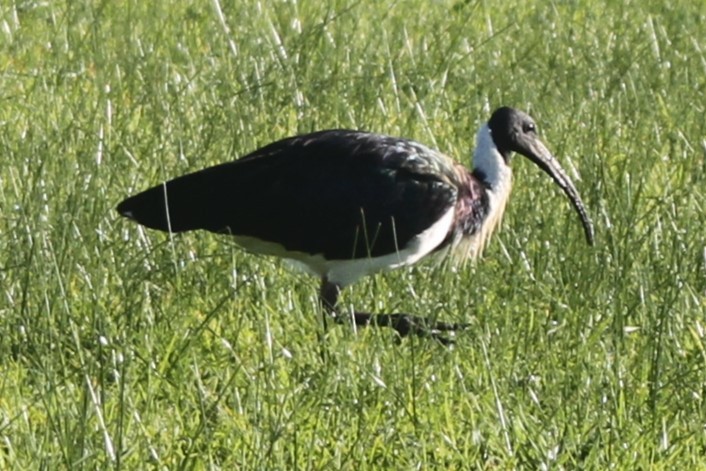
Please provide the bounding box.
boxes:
[117,106,594,344]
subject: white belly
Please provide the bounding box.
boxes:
[232,206,455,286]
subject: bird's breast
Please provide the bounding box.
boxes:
[443,166,513,261]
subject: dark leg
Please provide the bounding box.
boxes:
[319,279,467,345]
[319,279,341,316]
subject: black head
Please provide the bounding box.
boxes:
[487,106,595,245]
[487,107,539,163]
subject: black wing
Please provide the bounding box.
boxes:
[117,130,458,260]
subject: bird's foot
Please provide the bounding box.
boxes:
[345,311,468,346]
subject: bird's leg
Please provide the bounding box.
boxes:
[356,313,467,346]
[319,279,467,345]
[319,279,340,331]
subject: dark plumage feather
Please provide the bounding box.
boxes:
[117,130,459,260]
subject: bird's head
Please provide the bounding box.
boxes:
[481,106,595,245]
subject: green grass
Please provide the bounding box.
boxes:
[2,0,706,468]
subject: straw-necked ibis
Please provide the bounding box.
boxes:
[117,107,594,344]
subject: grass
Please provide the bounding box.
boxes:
[2,0,706,468]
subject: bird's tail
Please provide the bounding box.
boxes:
[116,170,226,233]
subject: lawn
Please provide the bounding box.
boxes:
[2,0,706,468]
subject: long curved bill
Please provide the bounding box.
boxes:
[522,139,595,245]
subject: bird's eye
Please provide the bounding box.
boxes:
[523,122,536,134]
